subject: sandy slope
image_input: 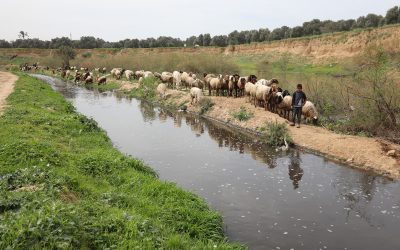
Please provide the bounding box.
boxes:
[167,92,400,179]
[0,71,17,115]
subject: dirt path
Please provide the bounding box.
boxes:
[167,92,400,179]
[0,71,18,115]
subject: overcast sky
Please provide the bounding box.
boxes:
[1,0,398,41]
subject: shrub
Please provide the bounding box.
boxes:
[198,97,214,114]
[261,121,293,146]
[130,76,159,100]
[232,107,253,121]
[81,52,92,58]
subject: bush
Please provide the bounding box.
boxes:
[261,121,293,146]
[198,97,214,114]
[232,107,253,121]
[81,52,92,58]
[130,76,159,100]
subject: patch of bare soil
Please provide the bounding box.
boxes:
[60,188,79,203]
[119,81,139,92]
[0,71,18,115]
[14,184,44,192]
[161,89,400,179]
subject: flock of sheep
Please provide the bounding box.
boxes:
[21,64,318,124]
[148,70,318,124]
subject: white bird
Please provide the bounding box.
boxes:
[276,137,289,152]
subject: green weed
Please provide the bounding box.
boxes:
[232,107,254,121]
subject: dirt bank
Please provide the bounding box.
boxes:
[225,25,400,61]
[0,71,17,115]
[2,25,399,65]
[160,89,400,179]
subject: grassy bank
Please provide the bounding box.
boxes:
[0,74,243,249]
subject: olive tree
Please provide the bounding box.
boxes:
[57,46,76,68]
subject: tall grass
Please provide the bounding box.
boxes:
[73,51,239,74]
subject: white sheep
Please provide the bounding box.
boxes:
[256,79,269,86]
[208,75,223,96]
[172,71,182,89]
[204,73,216,91]
[254,85,272,109]
[125,70,134,80]
[277,95,292,120]
[110,68,122,78]
[161,72,173,86]
[245,82,254,102]
[143,71,154,78]
[181,72,190,88]
[114,69,123,80]
[190,87,203,104]
[156,83,167,99]
[65,70,71,79]
[302,101,318,124]
[135,70,144,79]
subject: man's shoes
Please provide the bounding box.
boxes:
[290,122,295,126]
[296,124,300,128]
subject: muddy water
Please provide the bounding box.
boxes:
[35,75,400,250]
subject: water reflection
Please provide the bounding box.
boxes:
[288,151,304,189]
[139,101,156,123]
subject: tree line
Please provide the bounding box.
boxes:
[1,6,399,49]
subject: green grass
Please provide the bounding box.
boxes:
[129,76,160,101]
[0,73,244,249]
[231,54,351,77]
[231,107,253,121]
[198,97,214,115]
[260,121,292,147]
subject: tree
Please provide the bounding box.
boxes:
[337,19,355,31]
[50,37,73,48]
[228,30,239,45]
[0,39,11,48]
[57,46,76,68]
[258,28,270,42]
[291,26,304,38]
[250,30,259,43]
[364,14,383,28]
[354,16,366,28]
[76,36,99,49]
[18,31,28,39]
[270,26,290,40]
[203,33,211,46]
[385,6,399,24]
[210,35,227,47]
[185,36,197,47]
[302,19,321,36]
[194,34,203,46]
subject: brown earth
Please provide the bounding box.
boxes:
[225,25,400,61]
[0,71,18,115]
[1,25,399,63]
[161,88,400,179]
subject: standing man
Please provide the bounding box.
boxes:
[290,84,306,128]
